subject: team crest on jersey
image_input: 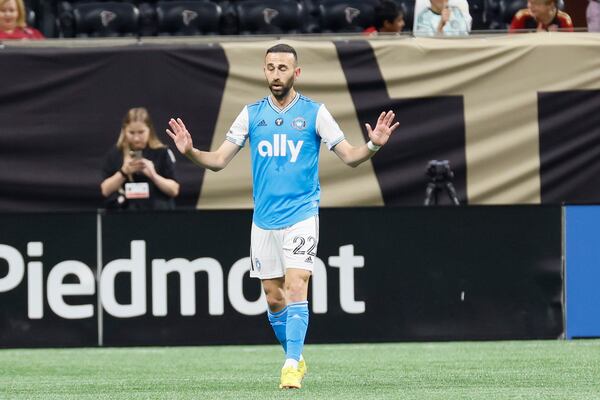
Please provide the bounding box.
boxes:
[292,117,306,130]
[275,118,284,126]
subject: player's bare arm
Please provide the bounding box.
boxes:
[166,118,241,172]
[333,110,399,168]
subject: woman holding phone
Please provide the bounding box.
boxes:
[100,107,179,210]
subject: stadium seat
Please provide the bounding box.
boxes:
[23,0,36,26]
[501,0,526,26]
[214,0,238,35]
[485,0,504,29]
[468,0,487,30]
[64,0,139,4]
[317,0,380,33]
[72,2,139,37]
[156,1,221,35]
[235,0,305,35]
[34,1,59,37]
[57,1,77,37]
[58,1,142,37]
[138,2,158,36]
[299,0,322,34]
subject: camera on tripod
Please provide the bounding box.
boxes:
[424,160,460,206]
[426,160,454,182]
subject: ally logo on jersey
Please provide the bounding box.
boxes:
[258,134,304,163]
[257,116,308,163]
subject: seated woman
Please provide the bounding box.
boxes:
[414,0,470,36]
[0,0,44,40]
[101,107,180,210]
[510,0,574,32]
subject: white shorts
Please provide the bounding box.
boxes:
[250,215,319,279]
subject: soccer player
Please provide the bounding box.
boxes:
[166,43,398,389]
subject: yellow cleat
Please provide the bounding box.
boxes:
[298,358,307,378]
[279,366,303,389]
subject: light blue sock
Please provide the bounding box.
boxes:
[285,301,309,362]
[268,306,288,353]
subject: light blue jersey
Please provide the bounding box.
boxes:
[414,6,470,36]
[226,93,345,229]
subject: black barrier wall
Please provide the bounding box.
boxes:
[0,207,563,348]
[0,213,98,347]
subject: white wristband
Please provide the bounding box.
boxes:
[367,140,381,152]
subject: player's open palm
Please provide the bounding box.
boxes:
[166,118,193,155]
[366,110,399,147]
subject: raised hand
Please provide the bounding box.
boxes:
[365,110,399,147]
[441,6,450,24]
[166,118,194,155]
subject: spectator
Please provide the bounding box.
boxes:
[0,0,44,40]
[100,107,179,210]
[414,0,470,36]
[509,0,574,32]
[588,0,600,32]
[363,0,406,36]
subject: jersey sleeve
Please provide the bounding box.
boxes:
[450,7,470,33]
[414,9,436,36]
[225,106,250,147]
[509,10,527,32]
[558,11,574,31]
[161,148,177,180]
[316,105,345,150]
[27,27,45,39]
[101,148,120,179]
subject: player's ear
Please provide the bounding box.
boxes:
[295,67,301,78]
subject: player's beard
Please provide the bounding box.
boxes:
[269,78,294,101]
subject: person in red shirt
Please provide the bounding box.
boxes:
[509,0,574,32]
[363,0,406,36]
[0,0,44,40]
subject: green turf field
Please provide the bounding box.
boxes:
[0,340,599,399]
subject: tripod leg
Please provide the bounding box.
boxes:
[424,183,437,206]
[446,182,460,205]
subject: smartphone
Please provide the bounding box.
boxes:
[129,150,142,159]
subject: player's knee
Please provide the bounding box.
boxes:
[263,287,285,310]
[266,295,285,311]
[284,281,308,302]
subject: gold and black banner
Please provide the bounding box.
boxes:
[1,34,599,211]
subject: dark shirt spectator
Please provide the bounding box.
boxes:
[100,107,179,210]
